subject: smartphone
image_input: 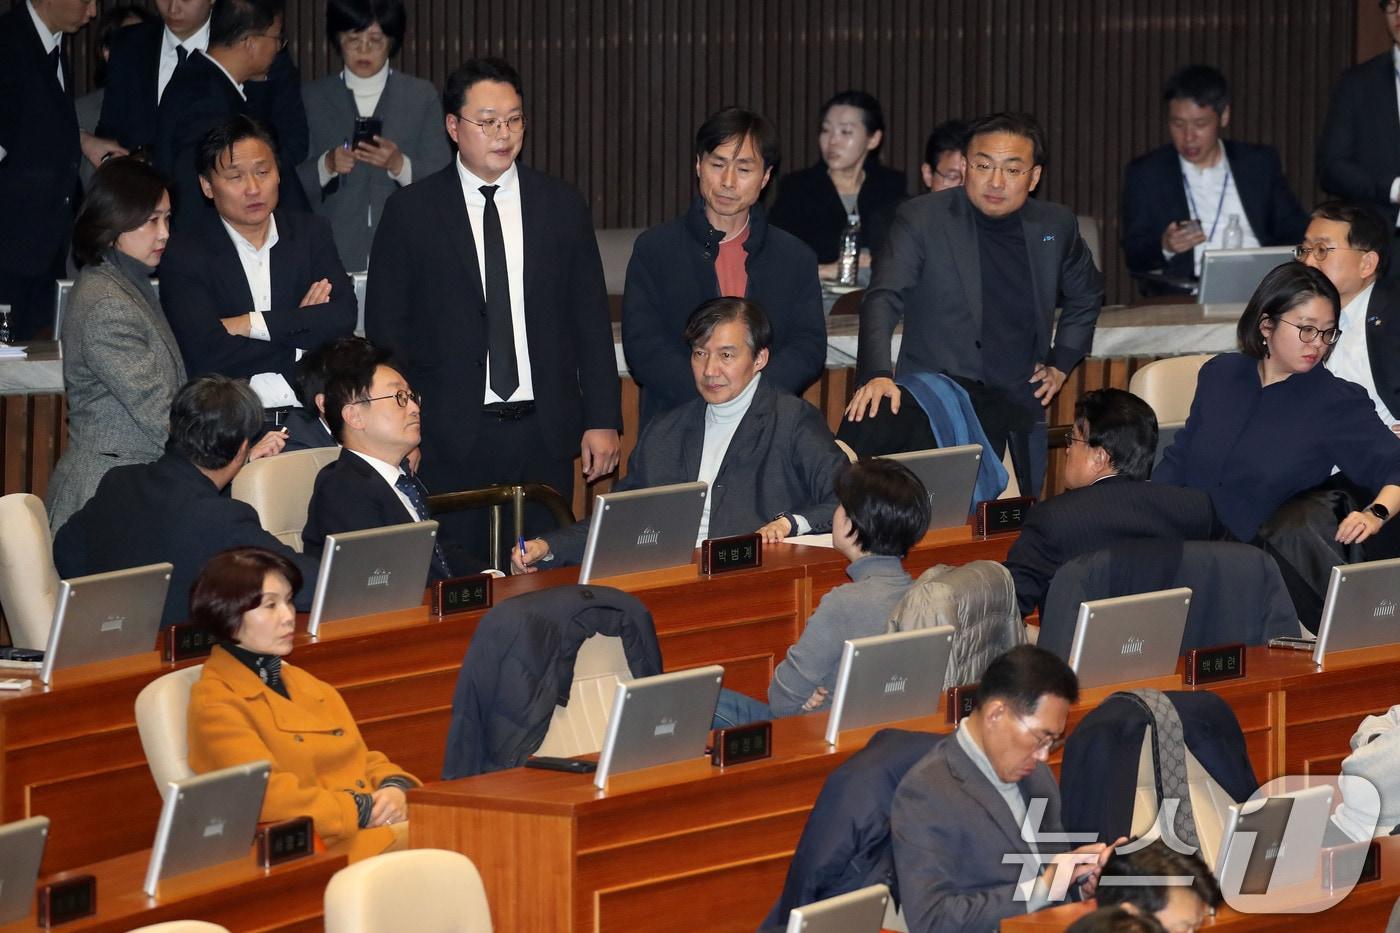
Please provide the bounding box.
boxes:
[1268,635,1317,651]
[0,646,43,661]
[1179,218,1203,236]
[524,756,597,774]
[352,116,383,148]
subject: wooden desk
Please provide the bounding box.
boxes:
[1000,837,1400,931]
[0,844,346,933]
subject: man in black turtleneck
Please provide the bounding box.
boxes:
[841,112,1104,497]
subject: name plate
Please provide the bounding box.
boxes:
[37,874,96,926]
[1183,643,1246,685]
[700,533,763,575]
[255,816,316,868]
[974,497,1035,537]
[430,573,493,617]
[946,682,978,723]
[711,720,772,767]
[162,622,217,663]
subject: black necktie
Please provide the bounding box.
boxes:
[479,185,518,400]
[48,45,63,90]
[175,44,188,68]
[395,473,453,578]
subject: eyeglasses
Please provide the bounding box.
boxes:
[967,160,1032,180]
[340,32,388,51]
[256,31,288,50]
[1383,0,1400,14]
[1273,317,1342,346]
[1014,713,1065,754]
[933,168,964,184]
[455,114,527,137]
[354,389,422,408]
[1065,432,1089,446]
[1294,243,1367,262]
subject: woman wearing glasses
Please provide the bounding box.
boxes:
[1155,263,1400,553]
[297,0,450,271]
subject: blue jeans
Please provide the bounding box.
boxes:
[712,687,773,729]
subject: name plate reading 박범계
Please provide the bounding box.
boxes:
[700,533,762,575]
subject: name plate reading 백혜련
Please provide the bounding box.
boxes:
[1183,643,1246,685]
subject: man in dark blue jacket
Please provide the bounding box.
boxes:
[621,106,827,427]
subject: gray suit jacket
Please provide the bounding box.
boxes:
[543,380,847,565]
[891,731,1069,933]
[47,257,187,533]
[857,187,1103,384]
[297,70,451,272]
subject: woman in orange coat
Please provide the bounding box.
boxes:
[186,547,417,861]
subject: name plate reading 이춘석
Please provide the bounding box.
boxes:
[431,573,493,617]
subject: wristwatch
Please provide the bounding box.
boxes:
[1367,503,1390,522]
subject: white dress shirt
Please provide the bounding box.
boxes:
[222,215,300,408]
[347,449,418,522]
[25,1,62,88]
[455,158,534,404]
[202,50,245,100]
[157,18,210,101]
[1327,282,1397,427]
[1177,150,1259,275]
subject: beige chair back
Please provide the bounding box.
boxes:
[595,227,642,296]
[1131,731,1235,869]
[0,493,60,649]
[1128,355,1215,425]
[1076,215,1104,272]
[231,448,342,551]
[324,848,492,933]
[135,665,204,796]
[533,634,631,758]
[126,923,231,933]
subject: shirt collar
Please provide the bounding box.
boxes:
[1341,281,1377,328]
[164,17,210,54]
[1178,145,1230,179]
[347,448,407,487]
[456,157,518,197]
[202,50,246,99]
[957,719,1022,793]
[1393,45,1400,71]
[25,0,62,53]
[221,213,279,257]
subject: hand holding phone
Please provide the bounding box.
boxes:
[352,117,383,149]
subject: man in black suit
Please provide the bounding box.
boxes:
[514,298,847,570]
[96,0,212,152]
[844,112,1103,497]
[154,0,308,229]
[159,115,357,425]
[1318,1,1400,280]
[366,56,621,556]
[1121,65,1309,293]
[1004,388,1222,617]
[0,0,126,339]
[53,375,318,628]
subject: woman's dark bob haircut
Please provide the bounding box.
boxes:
[326,0,406,57]
[189,547,303,642]
[72,157,168,268]
[1236,263,1340,360]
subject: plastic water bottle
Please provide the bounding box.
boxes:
[1222,214,1243,250]
[837,215,860,286]
[0,305,11,345]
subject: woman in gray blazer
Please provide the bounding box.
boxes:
[297,0,452,272]
[47,157,187,534]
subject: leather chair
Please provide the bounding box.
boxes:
[594,227,642,296]
[230,448,341,552]
[323,849,493,933]
[134,665,204,795]
[126,923,230,933]
[0,493,61,650]
[532,634,630,758]
[1128,354,1214,424]
[1075,215,1104,273]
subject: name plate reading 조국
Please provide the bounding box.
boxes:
[700,533,762,576]
[975,497,1035,537]
[431,573,493,617]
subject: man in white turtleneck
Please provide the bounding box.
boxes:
[514,297,848,571]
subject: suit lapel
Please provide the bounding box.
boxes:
[946,733,1035,852]
[1018,204,1059,339]
[1372,56,1400,174]
[206,216,258,315]
[679,403,706,486]
[517,165,542,333]
[435,168,487,307]
[1223,142,1267,235]
[945,193,983,330]
[268,212,300,311]
[103,265,184,373]
[211,647,334,732]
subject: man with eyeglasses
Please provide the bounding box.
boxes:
[1318,0,1400,283]
[844,111,1103,499]
[920,119,969,192]
[891,645,1123,933]
[366,56,621,565]
[154,0,310,230]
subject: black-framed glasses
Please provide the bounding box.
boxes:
[455,114,527,137]
[967,160,1032,180]
[1065,431,1089,447]
[1274,317,1341,346]
[1294,243,1367,261]
[933,167,964,185]
[1014,713,1065,754]
[354,389,422,408]
[257,31,288,50]
[1383,0,1400,15]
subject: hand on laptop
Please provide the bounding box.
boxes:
[512,539,551,574]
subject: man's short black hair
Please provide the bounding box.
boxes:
[1311,200,1392,278]
[964,112,1047,167]
[1097,842,1222,914]
[924,119,970,168]
[1162,64,1230,116]
[209,0,283,48]
[682,297,773,355]
[167,376,264,470]
[837,459,930,557]
[1236,263,1340,359]
[1074,389,1159,482]
[326,0,406,56]
[974,645,1079,714]
[196,114,278,178]
[321,339,397,442]
[1065,907,1168,933]
[695,107,781,172]
[821,90,885,138]
[295,335,374,412]
[442,57,522,116]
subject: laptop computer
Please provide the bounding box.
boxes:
[578,481,707,583]
[1312,557,1400,665]
[1066,588,1192,688]
[882,445,982,531]
[593,664,723,789]
[144,760,271,896]
[1197,247,1295,305]
[307,521,440,636]
[1153,420,1186,470]
[39,562,173,684]
[824,626,956,745]
[0,816,48,923]
[1216,785,1332,895]
[785,883,890,933]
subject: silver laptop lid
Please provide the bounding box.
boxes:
[1216,785,1332,894]
[593,664,723,789]
[40,562,173,684]
[307,521,439,636]
[0,816,48,924]
[143,760,271,896]
[883,445,982,531]
[579,481,707,583]
[1067,588,1191,688]
[1198,247,1295,305]
[1313,557,1400,665]
[785,883,890,933]
[825,626,955,745]
[1153,420,1186,470]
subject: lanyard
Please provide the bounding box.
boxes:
[1181,164,1232,246]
